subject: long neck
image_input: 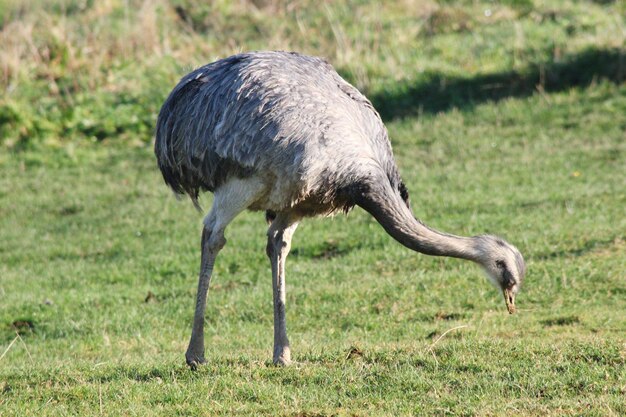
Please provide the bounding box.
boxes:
[357,179,481,262]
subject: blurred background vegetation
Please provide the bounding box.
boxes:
[1,0,624,149]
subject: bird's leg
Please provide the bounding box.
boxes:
[185,222,225,370]
[266,215,299,366]
[184,177,266,370]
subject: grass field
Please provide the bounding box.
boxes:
[1,0,625,416]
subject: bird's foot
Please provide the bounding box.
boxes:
[272,356,292,366]
[185,352,206,371]
[272,346,292,366]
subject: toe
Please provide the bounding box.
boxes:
[186,355,206,370]
[273,356,292,366]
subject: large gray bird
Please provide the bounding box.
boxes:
[155,51,525,368]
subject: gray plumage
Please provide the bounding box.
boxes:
[155,51,525,368]
[156,51,406,215]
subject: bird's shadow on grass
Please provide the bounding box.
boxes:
[368,47,625,120]
[87,363,211,384]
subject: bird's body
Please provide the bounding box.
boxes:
[156,51,405,217]
[155,51,525,368]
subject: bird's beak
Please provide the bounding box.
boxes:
[503,288,516,314]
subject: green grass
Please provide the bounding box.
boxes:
[1,1,625,416]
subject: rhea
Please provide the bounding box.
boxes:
[155,51,525,368]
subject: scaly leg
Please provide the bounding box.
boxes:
[185,178,264,369]
[266,213,299,365]
[185,219,222,369]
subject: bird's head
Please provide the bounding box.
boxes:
[475,235,526,314]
